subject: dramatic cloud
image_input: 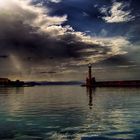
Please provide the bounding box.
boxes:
[100,1,135,23]
[0,0,132,79]
[48,0,62,3]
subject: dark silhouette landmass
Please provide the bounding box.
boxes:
[85,80,140,87]
[0,78,25,87]
[25,81,82,86]
[0,78,82,87]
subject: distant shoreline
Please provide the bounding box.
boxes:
[25,81,83,86]
[0,79,83,87]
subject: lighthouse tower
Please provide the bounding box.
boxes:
[88,64,92,84]
[86,64,96,86]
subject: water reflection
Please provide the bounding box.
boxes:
[0,87,24,94]
[86,87,96,109]
[0,86,139,140]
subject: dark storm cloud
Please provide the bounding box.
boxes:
[95,54,134,67]
[0,55,8,59]
[0,0,134,81]
[0,18,110,62]
[0,0,128,66]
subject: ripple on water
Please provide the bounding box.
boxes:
[0,86,140,140]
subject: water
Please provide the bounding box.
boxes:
[0,86,139,140]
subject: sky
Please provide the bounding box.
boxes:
[0,0,140,81]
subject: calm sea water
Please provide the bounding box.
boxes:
[0,86,139,140]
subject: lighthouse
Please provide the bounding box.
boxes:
[86,64,96,86]
[88,64,92,84]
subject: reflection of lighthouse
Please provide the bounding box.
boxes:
[86,87,96,109]
[86,64,96,86]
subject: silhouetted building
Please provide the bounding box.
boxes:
[0,78,11,85]
[0,78,25,87]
